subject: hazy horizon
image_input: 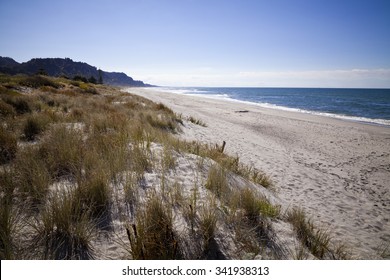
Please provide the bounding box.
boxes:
[1,0,389,88]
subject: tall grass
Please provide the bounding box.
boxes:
[0,170,20,259]
[0,127,17,164]
[14,146,51,206]
[126,193,181,259]
[33,189,95,259]
[23,114,51,141]
[38,125,84,180]
[286,207,348,259]
[205,164,229,198]
[199,197,218,253]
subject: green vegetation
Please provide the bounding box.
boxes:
[286,207,349,259]
[0,73,349,260]
[126,193,180,259]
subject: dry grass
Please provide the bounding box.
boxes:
[33,189,95,259]
[286,207,349,259]
[0,74,349,260]
[0,169,20,259]
[205,164,229,198]
[199,197,218,253]
[0,127,17,164]
[188,116,207,127]
[126,193,181,259]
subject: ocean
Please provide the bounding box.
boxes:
[156,87,390,126]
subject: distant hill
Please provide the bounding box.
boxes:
[0,56,152,87]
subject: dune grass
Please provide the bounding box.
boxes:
[0,74,350,260]
[286,207,349,259]
[126,193,181,260]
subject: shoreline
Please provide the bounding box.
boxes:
[127,87,390,259]
[146,87,390,127]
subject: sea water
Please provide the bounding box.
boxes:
[156,87,390,126]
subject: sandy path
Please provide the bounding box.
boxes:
[128,87,390,259]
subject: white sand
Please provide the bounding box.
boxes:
[127,87,390,259]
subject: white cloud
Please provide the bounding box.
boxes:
[236,69,390,88]
[133,68,390,88]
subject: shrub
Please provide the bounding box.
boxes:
[3,96,31,114]
[0,127,17,164]
[20,75,60,89]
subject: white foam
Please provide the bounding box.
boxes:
[153,87,390,127]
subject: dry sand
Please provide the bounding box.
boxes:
[127,87,390,259]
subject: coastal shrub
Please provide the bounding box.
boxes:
[20,75,60,89]
[0,127,17,164]
[3,96,31,114]
[126,194,180,259]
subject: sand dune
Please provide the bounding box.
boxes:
[128,87,390,259]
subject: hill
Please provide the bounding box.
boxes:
[0,56,151,87]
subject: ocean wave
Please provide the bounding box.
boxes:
[157,87,390,127]
[218,98,390,126]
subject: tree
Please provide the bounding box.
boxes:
[88,76,97,84]
[98,69,103,84]
[37,68,48,76]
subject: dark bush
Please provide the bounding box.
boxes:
[0,99,16,117]
[0,128,17,164]
[3,96,31,114]
[73,76,88,83]
[23,115,50,141]
[20,75,60,89]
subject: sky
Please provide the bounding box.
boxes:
[0,0,389,87]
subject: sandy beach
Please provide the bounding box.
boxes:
[128,87,390,259]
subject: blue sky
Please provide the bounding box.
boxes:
[1,0,389,87]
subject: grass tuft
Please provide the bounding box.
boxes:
[286,207,346,259]
[0,127,17,164]
[205,164,229,198]
[23,114,51,141]
[33,189,95,259]
[38,125,84,180]
[127,193,181,259]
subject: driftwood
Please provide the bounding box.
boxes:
[216,141,226,153]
